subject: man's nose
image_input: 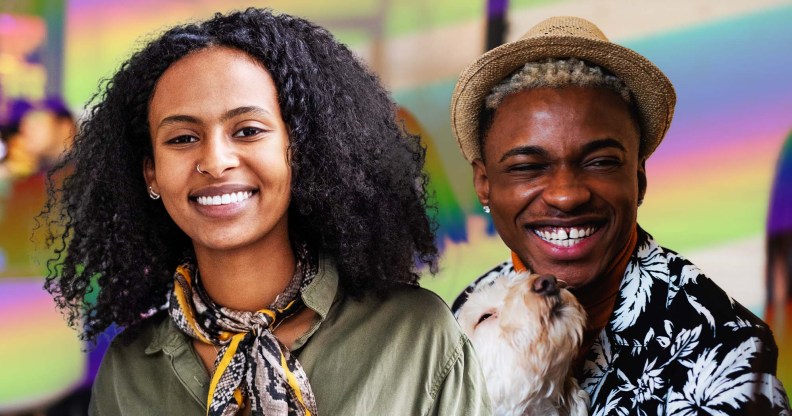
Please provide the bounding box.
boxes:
[198,134,240,178]
[540,168,591,212]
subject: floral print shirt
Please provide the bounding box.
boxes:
[452,227,791,415]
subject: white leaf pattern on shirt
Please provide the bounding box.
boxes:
[685,292,717,332]
[582,331,616,400]
[668,338,763,414]
[612,241,665,332]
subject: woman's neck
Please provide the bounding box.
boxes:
[193,239,296,312]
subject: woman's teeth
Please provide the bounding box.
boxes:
[534,226,596,247]
[196,191,253,206]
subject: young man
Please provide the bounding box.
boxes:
[450,16,790,415]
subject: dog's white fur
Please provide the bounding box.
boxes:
[458,273,589,416]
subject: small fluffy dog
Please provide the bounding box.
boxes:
[458,273,589,416]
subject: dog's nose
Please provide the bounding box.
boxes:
[532,274,559,296]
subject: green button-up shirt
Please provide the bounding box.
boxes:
[89,257,492,415]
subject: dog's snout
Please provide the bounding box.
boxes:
[532,274,559,296]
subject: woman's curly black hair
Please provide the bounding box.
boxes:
[40,8,439,343]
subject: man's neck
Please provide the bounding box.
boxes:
[572,225,639,370]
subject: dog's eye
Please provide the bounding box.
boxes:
[477,313,493,325]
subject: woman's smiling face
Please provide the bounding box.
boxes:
[145,46,292,255]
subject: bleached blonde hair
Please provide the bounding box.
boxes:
[485,57,632,110]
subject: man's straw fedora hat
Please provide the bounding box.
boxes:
[450,16,676,162]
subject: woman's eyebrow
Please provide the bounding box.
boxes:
[221,106,272,122]
[158,114,200,128]
[157,106,274,129]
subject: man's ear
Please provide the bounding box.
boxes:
[638,158,647,206]
[472,158,490,208]
[143,157,157,190]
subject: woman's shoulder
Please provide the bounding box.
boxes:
[91,313,207,415]
[299,285,491,415]
[388,284,455,310]
[369,285,459,326]
[325,284,463,343]
[102,313,168,357]
[96,313,178,380]
[345,286,467,354]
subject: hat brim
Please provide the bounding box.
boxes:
[451,35,675,162]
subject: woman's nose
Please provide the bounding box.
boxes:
[197,134,240,177]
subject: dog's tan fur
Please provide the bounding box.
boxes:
[458,273,589,416]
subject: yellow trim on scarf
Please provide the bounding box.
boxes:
[259,309,276,322]
[280,349,312,416]
[174,267,211,345]
[256,299,297,327]
[176,264,194,285]
[206,332,246,415]
[233,389,243,408]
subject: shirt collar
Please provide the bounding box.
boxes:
[300,253,339,323]
[604,226,668,346]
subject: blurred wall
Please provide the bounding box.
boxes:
[1,0,790,411]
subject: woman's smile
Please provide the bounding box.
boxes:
[190,187,259,219]
[194,191,255,206]
[189,183,259,216]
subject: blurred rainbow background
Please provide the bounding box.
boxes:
[1,0,791,412]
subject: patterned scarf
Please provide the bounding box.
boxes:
[169,257,319,416]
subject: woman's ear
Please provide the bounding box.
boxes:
[143,157,157,189]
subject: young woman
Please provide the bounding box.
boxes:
[42,9,491,415]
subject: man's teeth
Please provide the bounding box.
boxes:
[196,191,253,206]
[534,227,595,247]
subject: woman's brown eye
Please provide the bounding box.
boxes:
[477,313,493,325]
[167,135,197,145]
[233,127,264,138]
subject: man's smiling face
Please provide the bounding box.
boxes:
[473,86,646,288]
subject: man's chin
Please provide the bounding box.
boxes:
[517,259,592,289]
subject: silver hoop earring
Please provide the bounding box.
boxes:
[148,186,161,200]
[483,205,490,214]
[196,163,206,175]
